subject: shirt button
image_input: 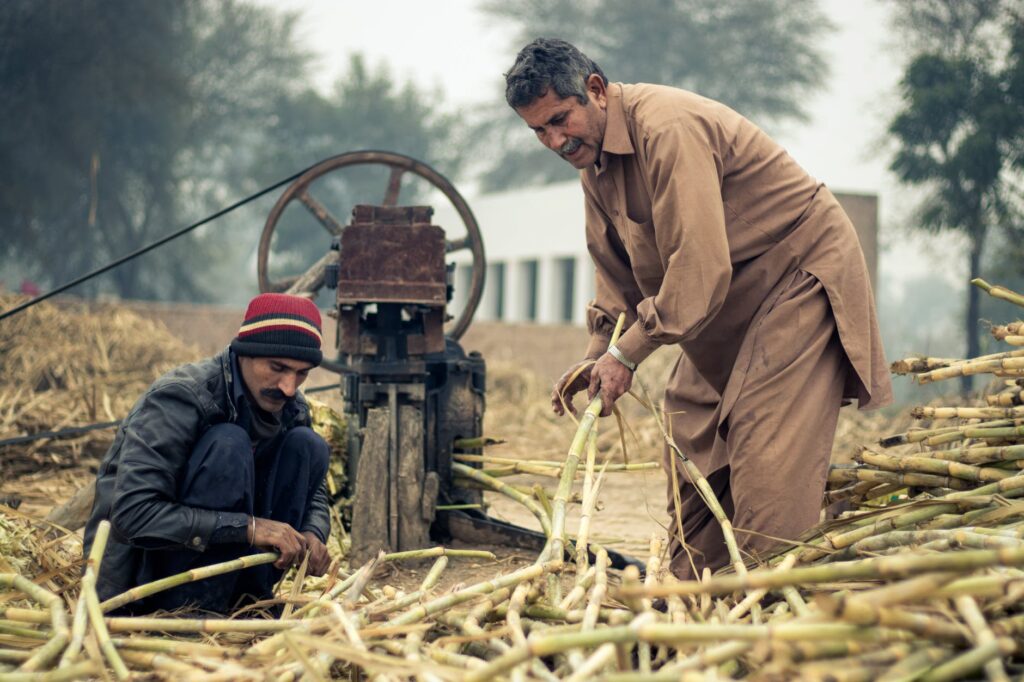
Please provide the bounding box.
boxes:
[612,209,620,216]
[192,537,201,546]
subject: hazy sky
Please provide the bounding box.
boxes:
[260,0,960,293]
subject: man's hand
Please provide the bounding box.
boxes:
[249,517,308,570]
[588,352,633,417]
[552,360,594,417]
[301,531,330,577]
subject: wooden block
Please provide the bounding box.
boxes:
[397,405,431,551]
[350,408,392,564]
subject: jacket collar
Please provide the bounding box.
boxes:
[599,83,634,164]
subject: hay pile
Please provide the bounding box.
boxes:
[0,295,198,478]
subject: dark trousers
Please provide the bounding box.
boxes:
[133,424,328,614]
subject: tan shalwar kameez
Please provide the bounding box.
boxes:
[581,84,893,578]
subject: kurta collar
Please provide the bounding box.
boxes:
[598,83,634,169]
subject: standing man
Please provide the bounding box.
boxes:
[505,38,892,577]
[84,293,332,613]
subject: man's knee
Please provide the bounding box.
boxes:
[281,426,329,475]
[181,423,254,506]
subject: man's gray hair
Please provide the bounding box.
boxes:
[504,38,608,109]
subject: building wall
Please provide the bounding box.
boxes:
[437,182,878,327]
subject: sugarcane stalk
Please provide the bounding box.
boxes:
[568,548,608,671]
[56,595,86,670]
[0,575,67,674]
[890,356,958,375]
[385,561,555,627]
[104,616,319,633]
[382,547,495,562]
[99,551,279,614]
[0,660,98,681]
[364,556,448,619]
[0,611,49,626]
[112,636,241,659]
[467,621,908,682]
[912,405,1024,419]
[343,550,383,610]
[817,593,965,642]
[973,278,1024,308]
[880,419,1021,447]
[915,352,1024,385]
[622,544,1024,599]
[728,554,796,622]
[858,449,1014,483]
[922,443,1024,465]
[454,454,659,473]
[919,637,1015,682]
[480,465,558,479]
[828,466,970,491]
[533,483,555,522]
[953,595,1009,681]
[119,648,209,678]
[452,463,552,537]
[621,566,651,674]
[452,436,507,449]
[575,430,600,577]
[877,646,953,682]
[0,622,48,639]
[76,521,128,680]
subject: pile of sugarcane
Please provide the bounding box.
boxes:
[7,290,1024,681]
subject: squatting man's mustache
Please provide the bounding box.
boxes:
[261,388,288,401]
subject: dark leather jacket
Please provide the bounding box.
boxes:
[83,348,330,598]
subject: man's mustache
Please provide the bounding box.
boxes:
[261,388,288,402]
[559,138,582,156]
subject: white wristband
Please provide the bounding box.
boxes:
[607,344,637,372]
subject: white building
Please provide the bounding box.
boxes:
[435,181,878,327]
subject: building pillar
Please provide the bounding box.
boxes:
[572,255,595,326]
[537,257,559,324]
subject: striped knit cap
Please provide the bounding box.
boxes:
[230,293,323,365]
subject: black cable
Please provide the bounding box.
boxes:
[0,382,344,448]
[0,420,121,448]
[0,165,316,323]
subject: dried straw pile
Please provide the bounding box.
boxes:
[0,295,199,478]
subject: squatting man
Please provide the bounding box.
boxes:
[84,293,332,614]
[505,38,893,577]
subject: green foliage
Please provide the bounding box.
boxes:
[0,0,308,300]
[476,0,833,192]
[887,0,1024,388]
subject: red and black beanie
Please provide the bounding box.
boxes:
[230,293,323,366]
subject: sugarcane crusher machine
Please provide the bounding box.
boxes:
[256,151,639,568]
